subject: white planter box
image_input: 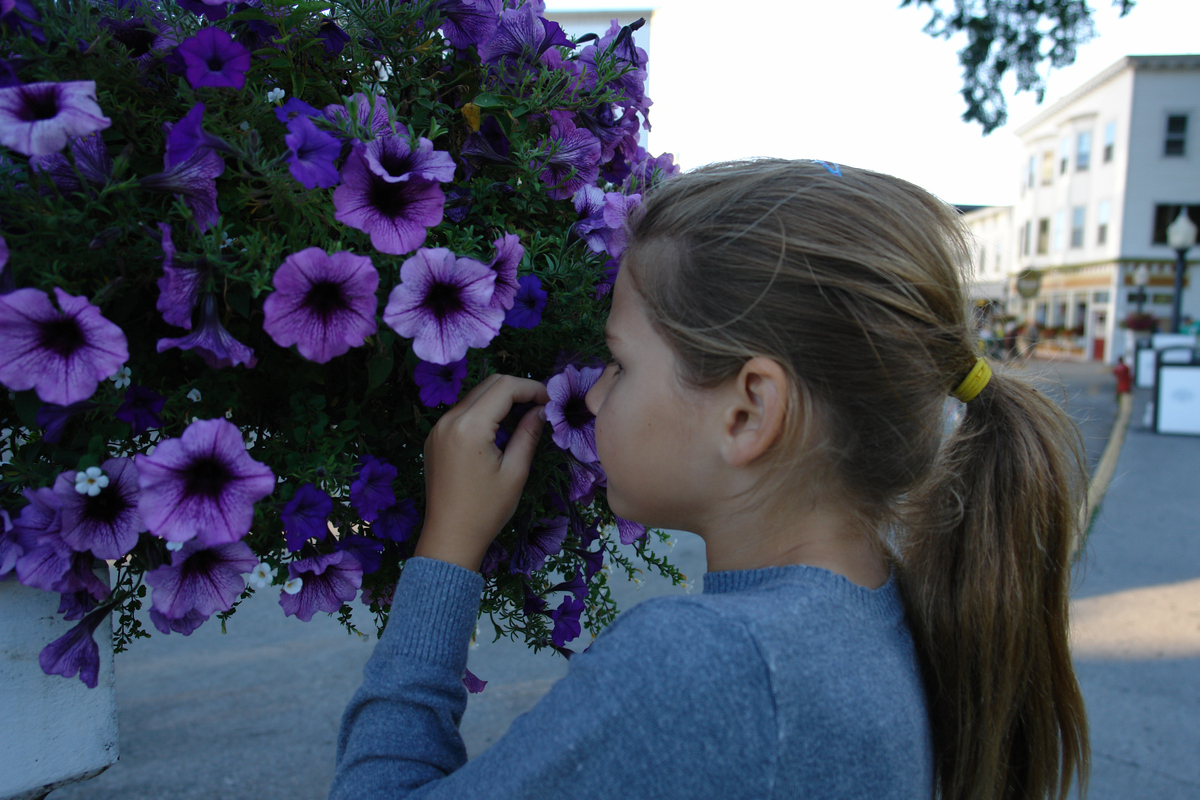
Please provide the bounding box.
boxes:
[0,579,118,800]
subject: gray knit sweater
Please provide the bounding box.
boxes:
[330,557,933,799]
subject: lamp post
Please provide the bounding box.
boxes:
[1167,209,1197,333]
[1132,263,1150,314]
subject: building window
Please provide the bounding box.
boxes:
[1070,206,1086,248]
[1076,131,1092,171]
[1103,121,1116,163]
[1027,155,1036,189]
[1097,200,1110,245]
[1093,291,1110,304]
[1059,138,1070,174]
[1041,151,1055,186]
[1053,210,1066,251]
[1036,218,1049,254]
[1152,204,1200,244]
[1165,114,1188,157]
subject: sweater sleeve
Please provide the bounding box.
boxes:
[330,559,779,800]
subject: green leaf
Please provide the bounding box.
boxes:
[13,390,41,430]
[367,351,394,389]
[473,92,507,109]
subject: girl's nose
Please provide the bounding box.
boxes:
[585,365,611,415]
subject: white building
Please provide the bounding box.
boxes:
[962,54,1200,362]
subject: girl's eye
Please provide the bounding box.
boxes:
[606,358,622,375]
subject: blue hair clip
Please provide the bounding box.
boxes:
[811,160,842,176]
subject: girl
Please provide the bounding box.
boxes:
[330,160,1090,800]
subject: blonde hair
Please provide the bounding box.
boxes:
[624,159,1089,800]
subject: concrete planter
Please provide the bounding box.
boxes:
[0,579,118,800]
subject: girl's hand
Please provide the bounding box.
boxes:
[414,373,550,572]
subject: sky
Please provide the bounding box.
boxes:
[547,0,1200,206]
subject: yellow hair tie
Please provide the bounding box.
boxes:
[951,357,992,402]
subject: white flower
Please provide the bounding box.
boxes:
[165,540,184,551]
[249,562,276,589]
[283,577,303,595]
[266,87,285,103]
[110,366,132,389]
[74,466,109,496]
[218,232,233,249]
[186,388,202,402]
[224,409,233,420]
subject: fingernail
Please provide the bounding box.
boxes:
[537,406,547,422]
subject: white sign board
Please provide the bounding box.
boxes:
[1157,365,1200,435]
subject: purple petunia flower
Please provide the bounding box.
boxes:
[545,364,603,463]
[579,19,649,108]
[10,487,66,588]
[616,515,647,545]
[373,498,420,543]
[552,567,588,601]
[460,116,511,178]
[316,19,351,54]
[57,587,99,621]
[30,133,113,194]
[140,146,225,232]
[274,96,320,126]
[576,103,640,164]
[624,147,679,193]
[0,81,111,157]
[510,515,568,576]
[36,400,96,444]
[550,594,584,647]
[382,248,504,365]
[144,538,257,623]
[333,533,384,575]
[349,455,397,523]
[0,287,129,406]
[262,248,378,363]
[176,27,251,90]
[176,0,229,21]
[284,115,340,189]
[436,0,501,50]
[566,455,606,505]
[164,103,229,169]
[537,111,601,201]
[413,356,467,407]
[478,2,566,82]
[362,131,456,185]
[0,0,44,43]
[38,606,108,688]
[54,457,145,560]
[149,607,207,635]
[115,385,166,436]
[522,584,546,616]
[157,293,257,369]
[575,545,604,581]
[278,550,362,622]
[503,275,547,329]
[480,540,507,576]
[486,233,523,312]
[462,667,487,694]
[135,418,276,546]
[0,509,19,577]
[280,482,332,551]
[333,143,446,256]
[323,93,393,141]
[99,13,176,65]
[155,223,207,330]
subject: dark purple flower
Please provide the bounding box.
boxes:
[443,183,473,223]
[503,275,547,329]
[115,385,165,435]
[334,533,384,575]
[0,508,19,577]
[176,27,251,90]
[36,400,96,444]
[39,607,108,688]
[575,545,604,581]
[149,607,207,635]
[413,356,467,407]
[164,103,229,169]
[382,248,504,365]
[566,456,606,505]
[522,583,546,616]
[281,482,332,551]
[262,247,378,363]
[279,550,362,622]
[229,0,279,51]
[478,3,562,81]
[323,93,393,141]
[98,14,175,63]
[0,287,129,406]
[552,567,587,601]
[0,0,44,42]
[316,19,351,54]
[333,144,445,255]
[57,588,99,621]
[462,667,487,694]
[487,233,523,312]
[545,364,603,463]
[480,540,507,575]
[284,115,340,189]
[576,103,640,163]
[145,539,256,622]
[54,457,145,560]
[349,456,397,522]
[624,147,679,193]
[0,81,110,157]
[550,594,584,647]
[617,516,647,545]
[373,498,419,543]
[274,96,320,125]
[10,487,67,589]
[436,0,501,49]
[460,116,511,177]
[579,18,648,108]
[155,223,206,330]
[135,418,276,546]
[574,187,638,259]
[510,515,568,576]
[157,293,257,369]
[177,0,229,21]
[537,111,601,201]
[595,258,619,299]
[30,133,113,194]
[140,146,225,232]
[362,132,456,185]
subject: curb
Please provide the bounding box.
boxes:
[1073,392,1134,559]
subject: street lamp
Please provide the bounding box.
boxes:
[1167,209,1197,333]
[1132,263,1150,314]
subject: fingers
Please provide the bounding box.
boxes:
[460,374,551,426]
[501,404,547,481]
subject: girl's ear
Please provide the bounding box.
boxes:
[719,357,788,468]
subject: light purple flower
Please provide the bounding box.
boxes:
[176,27,251,90]
[333,143,446,255]
[503,275,547,329]
[565,455,606,505]
[10,487,66,589]
[155,222,206,330]
[262,248,378,363]
[349,455,396,523]
[373,498,420,543]
[478,2,565,81]
[278,550,362,622]
[616,516,647,545]
[135,418,276,546]
[157,293,257,369]
[144,538,257,622]
[323,93,393,140]
[149,607,206,636]
[30,133,113,194]
[487,233,523,312]
[550,594,584,647]
[0,287,129,406]
[140,146,225,232]
[284,115,340,189]
[164,102,229,169]
[462,666,487,694]
[281,482,332,552]
[54,457,145,560]
[537,111,601,201]
[579,19,648,108]
[382,247,504,365]
[39,607,108,687]
[413,357,467,407]
[510,515,568,576]
[545,364,603,462]
[0,81,111,156]
[362,131,456,185]
[274,96,320,126]
[115,385,166,436]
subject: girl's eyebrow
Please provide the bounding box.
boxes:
[604,328,620,344]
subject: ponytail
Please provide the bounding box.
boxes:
[898,372,1090,800]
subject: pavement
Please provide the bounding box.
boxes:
[45,357,1198,800]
